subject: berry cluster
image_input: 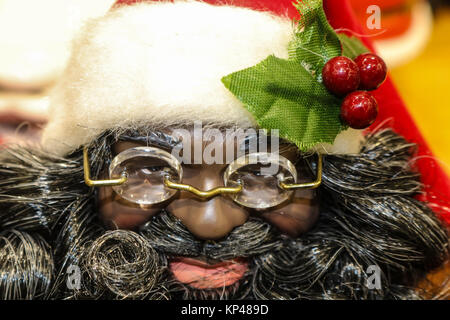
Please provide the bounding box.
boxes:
[322,53,387,129]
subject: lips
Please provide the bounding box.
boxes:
[169,257,248,290]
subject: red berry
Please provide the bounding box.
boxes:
[322,56,360,96]
[341,91,378,129]
[354,53,387,90]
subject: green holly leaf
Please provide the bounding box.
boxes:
[288,0,341,79]
[338,34,370,59]
[221,0,370,151]
[222,55,344,151]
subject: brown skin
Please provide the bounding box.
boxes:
[165,163,251,239]
[261,188,319,238]
[98,131,319,240]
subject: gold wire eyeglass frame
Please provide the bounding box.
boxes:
[83,147,323,200]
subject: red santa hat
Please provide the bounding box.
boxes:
[40,0,450,224]
[41,0,364,156]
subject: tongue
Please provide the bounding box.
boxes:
[169,257,248,290]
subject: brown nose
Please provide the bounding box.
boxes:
[166,164,249,240]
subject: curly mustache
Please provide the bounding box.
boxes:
[140,211,284,261]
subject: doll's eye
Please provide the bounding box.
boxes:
[237,165,267,177]
[223,153,298,209]
[141,166,169,174]
[109,147,182,205]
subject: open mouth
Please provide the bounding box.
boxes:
[169,256,249,290]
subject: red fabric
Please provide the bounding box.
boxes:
[112,0,450,225]
[349,0,410,11]
[113,0,301,18]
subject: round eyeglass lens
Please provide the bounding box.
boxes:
[224,153,297,209]
[109,147,182,205]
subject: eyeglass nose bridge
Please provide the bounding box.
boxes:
[163,176,243,201]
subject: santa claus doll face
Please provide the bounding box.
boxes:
[60,124,445,299]
[98,129,319,236]
[95,127,320,290]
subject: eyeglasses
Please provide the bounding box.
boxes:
[83,146,322,209]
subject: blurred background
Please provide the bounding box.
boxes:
[0,0,449,174]
[0,0,115,144]
[350,0,450,175]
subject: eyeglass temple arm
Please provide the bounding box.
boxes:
[279,154,323,190]
[83,147,128,187]
[164,177,242,201]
